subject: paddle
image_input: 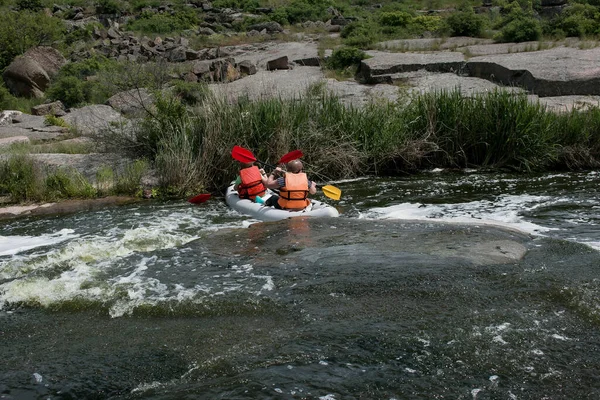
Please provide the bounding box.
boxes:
[231,146,342,200]
[231,146,303,169]
[188,193,211,204]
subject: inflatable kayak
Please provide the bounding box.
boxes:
[225,183,340,222]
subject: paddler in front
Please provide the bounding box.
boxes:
[263,159,317,211]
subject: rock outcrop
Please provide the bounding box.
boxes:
[359,45,600,97]
[2,47,67,98]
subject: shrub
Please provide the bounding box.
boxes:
[126,10,199,34]
[499,16,542,42]
[130,0,161,11]
[45,56,120,107]
[115,160,148,194]
[269,8,289,25]
[95,0,127,14]
[16,0,43,11]
[445,8,486,37]
[546,4,600,37]
[171,81,210,106]
[279,0,333,24]
[341,21,379,48]
[411,15,443,32]
[379,11,412,27]
[45,76,85,108]
[0,11,65,71]
[212,0,260,11]
[326,46,368,70]
[0,82,43,112]
[44,115,69,127]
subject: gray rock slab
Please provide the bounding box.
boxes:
[27,153,131,182]
[378,37,494,52]
[0,126,65,141]
[324,79,402,107]
[10,113,47,129]
[535,95,600,113]
[398,71,525,96]
[360,51,466,83]
[463,41,549,57]
[106,88,154,117]
[231,41,321,69]
[62,105,127,136]
[466,46,600,96]
[209,66,325,102]
[0,136,29,149]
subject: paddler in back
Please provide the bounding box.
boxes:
[264,159,317,211]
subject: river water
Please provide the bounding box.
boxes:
[1,170,599,399]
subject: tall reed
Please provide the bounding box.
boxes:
[122,87,600,193]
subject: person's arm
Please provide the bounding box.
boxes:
[233,175,241,191]
[264,168,283,189]
[259,168,268,186]
[308,179,317,195]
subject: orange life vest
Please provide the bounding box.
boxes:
[278,172,310,210]
[238,166,266,200]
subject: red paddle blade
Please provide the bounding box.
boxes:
[188,193,211,204]
[231,146,257,163]
[278,150,303,164]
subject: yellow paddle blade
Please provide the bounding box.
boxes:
[321,185,341,201]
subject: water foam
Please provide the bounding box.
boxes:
[359,194,556,235]
[0,207,248,315]
[0,229,77,256]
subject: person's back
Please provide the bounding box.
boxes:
[264,159,316,211]
[235,161,266,201]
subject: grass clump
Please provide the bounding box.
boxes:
[45,169,96,200]
[44,115,69,128]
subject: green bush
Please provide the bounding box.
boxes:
[412,15,443,32]
[212,0,260,11]
[16,0,43,11]
[95,0,127,14]
[45,76,85,108]
[0,11,65,71]
[171,81,210,106]
[379,11,412,27]
[126,9,199,33]
[499,16,542,42]
[341,21,379,48]
[280,0,333,24]
[326,46,368,70]
[45,56,120,107]
[545,4,600,37]
[445,8,486,37]
[0,82,43,112]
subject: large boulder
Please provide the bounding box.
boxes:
[61,105,126,136]
[2,47,67,98]
[107,89,154,117]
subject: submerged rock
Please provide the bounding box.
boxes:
[195,217,530,268]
